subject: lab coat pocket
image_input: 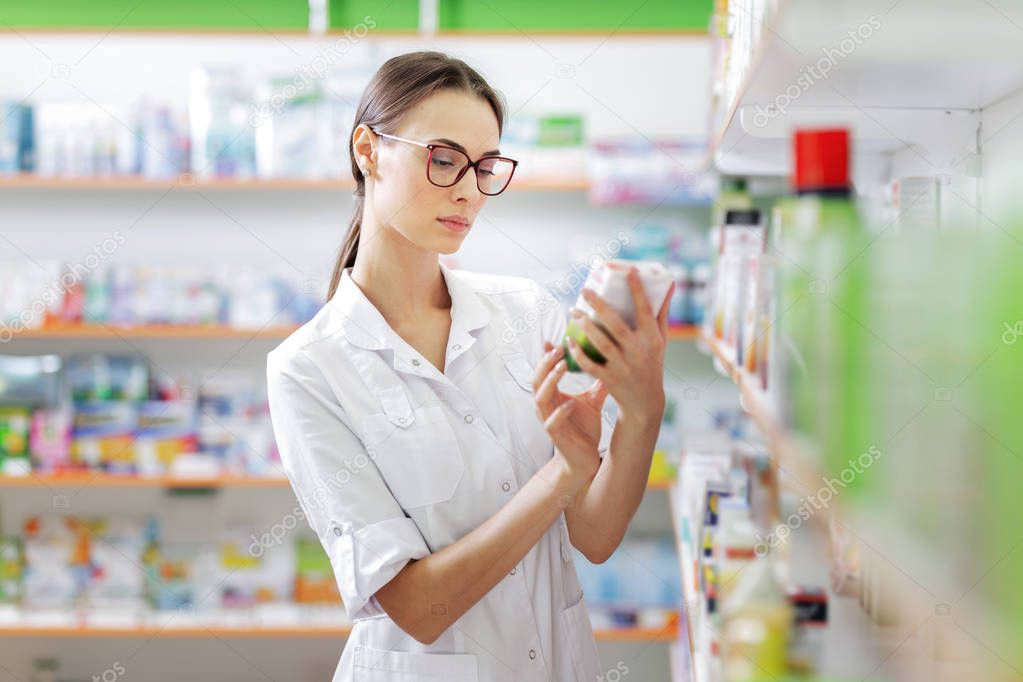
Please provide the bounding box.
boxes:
[351,644,477,681]
[501,352,535,393]
[561,596,602,682]
[360,400,464,509]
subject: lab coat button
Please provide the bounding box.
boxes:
[333,527,342,536]
[528,649,537,660]
[411,358,421,366]
[509,567,517,575]
[452,343,461,350]
[501,481,511,492]
[464,414,473,423]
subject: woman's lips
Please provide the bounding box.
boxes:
[437,217,470,233]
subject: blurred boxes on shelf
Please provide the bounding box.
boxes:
[3,513,345,625]
[0,352,279,479]
[501,113,586,181]
[588,138,711,206]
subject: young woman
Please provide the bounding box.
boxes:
[267,50,672,682]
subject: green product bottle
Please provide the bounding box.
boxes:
[778,129,874,497]
[972,227,1023,672]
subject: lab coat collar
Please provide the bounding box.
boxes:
[328,261,491,360]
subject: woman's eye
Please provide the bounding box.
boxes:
[431,157,455,167]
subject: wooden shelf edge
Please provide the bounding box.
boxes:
[1,474,677,492]
[667,324,701,341]
[0,27,708,39]
[667,487,699,665]
[0,474,291,488]
[699,331,831,519]
[0,174,592,193]
[0,623,676,640]
[13,323,696,341]
[14,324,300,339]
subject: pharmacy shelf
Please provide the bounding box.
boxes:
[667,324,701,341]
[667,484,700,681]
[0,473,680,492]
[700,331,824,503]
[696,332,964,676]
[0,27,705,38]
[0,625,355,638]
[13,323,299,339]
[0,473,290,489]
[0,175,351,191]
[0,173,591,193]
[705,0,1022,175]
[0,622,678,641]
[11,323,699,342]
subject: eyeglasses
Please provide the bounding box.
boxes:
[369,127,518,196]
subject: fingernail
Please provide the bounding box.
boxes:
[571,308,583,318]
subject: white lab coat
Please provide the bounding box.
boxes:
[266,261,614,681]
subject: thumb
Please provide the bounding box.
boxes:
[544,399,577,432]
[585,379,609,403]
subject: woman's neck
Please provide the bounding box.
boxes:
[349,233,451,326]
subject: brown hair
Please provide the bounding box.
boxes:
[326,51,507,300]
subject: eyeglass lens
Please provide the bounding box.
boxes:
[428,147,515,194]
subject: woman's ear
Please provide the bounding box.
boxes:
[351,124,376,177]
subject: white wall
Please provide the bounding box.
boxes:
[981,88,1023,222]
[0,33,711,139]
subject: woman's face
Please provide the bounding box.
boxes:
[363,90,502,255]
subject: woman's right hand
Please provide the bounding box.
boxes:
[532,341,606,495]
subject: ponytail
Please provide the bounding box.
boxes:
[327,173,364,300]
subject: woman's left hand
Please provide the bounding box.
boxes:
[566,266,673,423]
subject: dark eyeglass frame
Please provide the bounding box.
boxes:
[369,126,518,196]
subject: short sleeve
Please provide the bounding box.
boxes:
[529,280,615,459]
[266,348,430,620]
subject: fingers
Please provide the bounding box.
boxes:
[543,399,576,434]
[586,378,609,405]
[656,281,675,341]
[580,288,634,343]
[569,309,623,365]
[535,356,567,418]
[575,381,608,419]
[532,342,565,394]
[565,336,610,382]
[625,266,657,332]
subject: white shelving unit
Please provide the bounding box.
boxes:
[680,5,1023,671]
[707,0,1023,180]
